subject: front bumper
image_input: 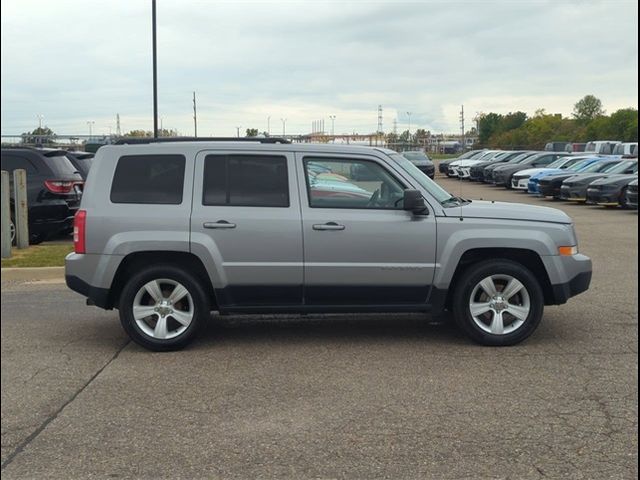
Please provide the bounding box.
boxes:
[543,253,593,305]
[493,171,510,186]
[560,185,588,202]
[586,187,622,206]
[512,176,530,190]
[458,167,471,178]
[626,190,638,209]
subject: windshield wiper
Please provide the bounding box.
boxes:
[441,196,471,207]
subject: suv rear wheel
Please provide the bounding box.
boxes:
[119,265,209,351]
[452,259,544,346]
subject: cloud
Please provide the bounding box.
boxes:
[1,0,637,136]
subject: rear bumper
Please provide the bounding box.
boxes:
[65,275,111,309]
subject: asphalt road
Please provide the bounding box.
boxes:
[1,177,637,479]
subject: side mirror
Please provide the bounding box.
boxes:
[403,189,428,215]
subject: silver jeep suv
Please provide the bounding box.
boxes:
[65,139,592,351]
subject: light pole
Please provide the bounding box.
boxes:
[267,116,271,135]
[281,118,287,136]
[236,126,241,138]
[152,0,158,138]
[36,114,44,130]
[406,111,412,139]
[329,115,336,136]
[87,121,95,137]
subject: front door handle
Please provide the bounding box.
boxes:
[313,222,345,231]
[204,220,236,229]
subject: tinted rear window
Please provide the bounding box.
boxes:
[45,155,82,178]
[110,154,185,204]
[203,154,289,207]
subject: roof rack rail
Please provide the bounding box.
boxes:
[114,137,291,145]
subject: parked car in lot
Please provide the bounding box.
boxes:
[545,142,571,152]
[438,149,485,175]
[626,179,638,209]
[492,152,570,188]
[511,155,596,190]
[401,150,435,179]
[584,140,621,155]
[612,142,638,157]
[565,143,587,153]
[447,150,500,177]
[65,139,592,350]
[537,159,624,199]
[586,172,638,208]
[483,152,540,183]
[527,157,606,194]
[457,151,525,179]
[1,147,83,244]
[561,160,638,202]
[65,151,94,179]
[470,151,536,182]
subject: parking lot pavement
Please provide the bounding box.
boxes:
[1,179,637,479]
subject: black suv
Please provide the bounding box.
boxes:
[1,147,84,243]
[65,151,94,179]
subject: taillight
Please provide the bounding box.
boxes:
[45,180,75,194]
[74,210,87,254]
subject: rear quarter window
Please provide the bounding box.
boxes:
[110,154,186,204]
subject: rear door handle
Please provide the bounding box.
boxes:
[204,220,236,229]
[313,222,345,231]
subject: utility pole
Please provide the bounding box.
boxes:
[152,0,158,138]
[86,121,95,137]
[193,91,198,137]
[236,126,241,138]
[116,113,121,136]
[406,111,412,145]
[393,119,398,135]
[377,105,383,133]
[281,118,287,136]
[329,115,336,135]
[460,105,465,151]
[267,116,271,135]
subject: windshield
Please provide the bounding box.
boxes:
[511,152,538,164]
[606,161,637,174]
[389,153,453,204]
[569,159,597,171]
[582,161,618,173]
[547,157,572,168]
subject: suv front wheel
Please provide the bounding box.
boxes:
[452,259,544,346]
[119,265,209,351]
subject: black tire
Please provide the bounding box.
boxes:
[620,187,629,209]
[451,259,544,346]
[119,265,209,351]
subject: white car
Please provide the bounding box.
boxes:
[448,151,501,178]
[511,155,598,190]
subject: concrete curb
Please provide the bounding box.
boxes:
[1,266,65,282]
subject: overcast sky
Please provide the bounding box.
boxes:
[1,0,638,136]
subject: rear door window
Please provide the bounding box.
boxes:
[202,154,289,207]
[111,154,186,204]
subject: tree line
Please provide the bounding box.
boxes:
[478,95,638,149]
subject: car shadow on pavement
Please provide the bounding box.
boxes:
[192,313,468,348]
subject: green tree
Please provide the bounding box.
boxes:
[123,130,153,137]
[573,95,605,122]
[499,111,528,132]
[478,113,503,144]
[245,128,259,137]
[21,126,56,144]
